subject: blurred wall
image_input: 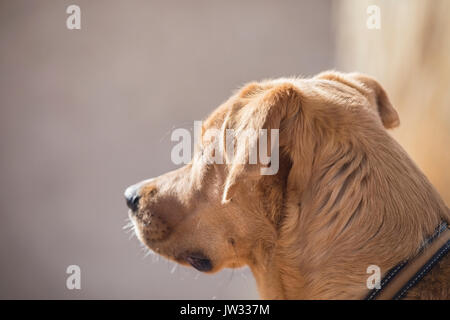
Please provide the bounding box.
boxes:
[0,0,335,298]
[335,0,450,203]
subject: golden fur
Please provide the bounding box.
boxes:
[129,71,450,299]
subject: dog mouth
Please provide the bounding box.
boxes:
[128,210,213,272]
[128,217,213,272]
[182,252,213,272]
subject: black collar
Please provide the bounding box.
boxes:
[365,221,450,300]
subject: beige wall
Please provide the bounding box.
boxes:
[0,0,334,298]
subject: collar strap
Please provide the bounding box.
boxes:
[366,221,450,300]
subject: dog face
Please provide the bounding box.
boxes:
[125,71,399,274]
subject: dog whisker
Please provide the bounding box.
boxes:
[122,222,134,230]
[152,253,160,263]
[142,248,154,259]
[127,229,137,240]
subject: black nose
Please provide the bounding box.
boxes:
[124,184,141,212]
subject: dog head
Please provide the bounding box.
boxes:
[124,71,399,274]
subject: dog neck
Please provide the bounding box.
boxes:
[251,127,449,299]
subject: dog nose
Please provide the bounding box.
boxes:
[124,184,141,212]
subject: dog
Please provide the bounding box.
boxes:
[125,71,450,299]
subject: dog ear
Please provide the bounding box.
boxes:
[317,71,400,129]
[222,83,300,203]
[350,73,400,129]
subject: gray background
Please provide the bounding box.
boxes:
[0,0,334,299]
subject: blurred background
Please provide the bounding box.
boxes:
[0,0,448,299]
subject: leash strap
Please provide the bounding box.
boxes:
[366,221,450,300]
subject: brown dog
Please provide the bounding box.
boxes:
[125,71,450,299]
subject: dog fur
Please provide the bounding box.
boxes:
[128,71,450,299]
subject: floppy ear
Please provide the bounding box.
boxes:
[317,71,400,129]
[349,73,400,129]
[222,83,300,203]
